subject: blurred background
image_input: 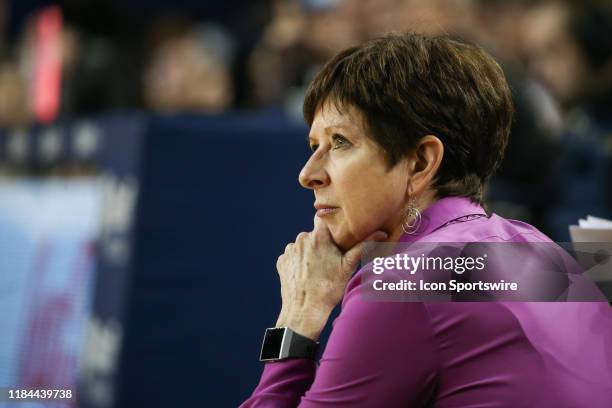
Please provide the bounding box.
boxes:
[0,0,610,407]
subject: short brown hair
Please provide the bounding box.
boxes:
[303,33,514,205]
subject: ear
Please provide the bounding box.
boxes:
[406,135,444,196]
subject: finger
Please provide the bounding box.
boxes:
[342,230,389,272]
[276,254,284,271]
[313,214,332,241]
[364,230,389,243]
[313,213,325,232]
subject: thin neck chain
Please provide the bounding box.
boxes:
[440,213,488,229]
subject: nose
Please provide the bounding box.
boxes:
[299,153,330,190]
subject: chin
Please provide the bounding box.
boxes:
[329,229,359,252]
[329,228,351,251]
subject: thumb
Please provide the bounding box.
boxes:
[343,230,388,272]
[313,214,332,241]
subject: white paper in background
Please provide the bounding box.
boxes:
[571,215,612,242]
[570,226,612,243]
[0,178,102,408]
[578,215,612,229]
[570,215,612,288]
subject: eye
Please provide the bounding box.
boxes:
[331,133,350,150]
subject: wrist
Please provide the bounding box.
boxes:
[260,327,320,361]
[276,303,333,341]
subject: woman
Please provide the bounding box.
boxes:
[241,33,612,407]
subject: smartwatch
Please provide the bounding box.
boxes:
[259,327,320,362]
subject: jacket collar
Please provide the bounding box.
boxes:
[399,196,488,244]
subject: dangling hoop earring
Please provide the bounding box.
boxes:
[402,197,422,235]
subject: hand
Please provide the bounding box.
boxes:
[275,216,388,340]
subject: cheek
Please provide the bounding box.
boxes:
[326,143,408,246]
[356,190,402,226]
[337,173,404,237]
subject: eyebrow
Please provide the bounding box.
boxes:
[306,123,351,144]
[324,124,350,132]
[307,124,351,142]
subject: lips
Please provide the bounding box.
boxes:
[314,202,339,217]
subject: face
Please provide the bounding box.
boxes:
[521,3,588,105]
[299,103,411,250]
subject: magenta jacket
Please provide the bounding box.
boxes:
[241,197,612,407]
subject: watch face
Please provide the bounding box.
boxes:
[260,328,285,360]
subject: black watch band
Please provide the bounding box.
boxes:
[259,327,320,362]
